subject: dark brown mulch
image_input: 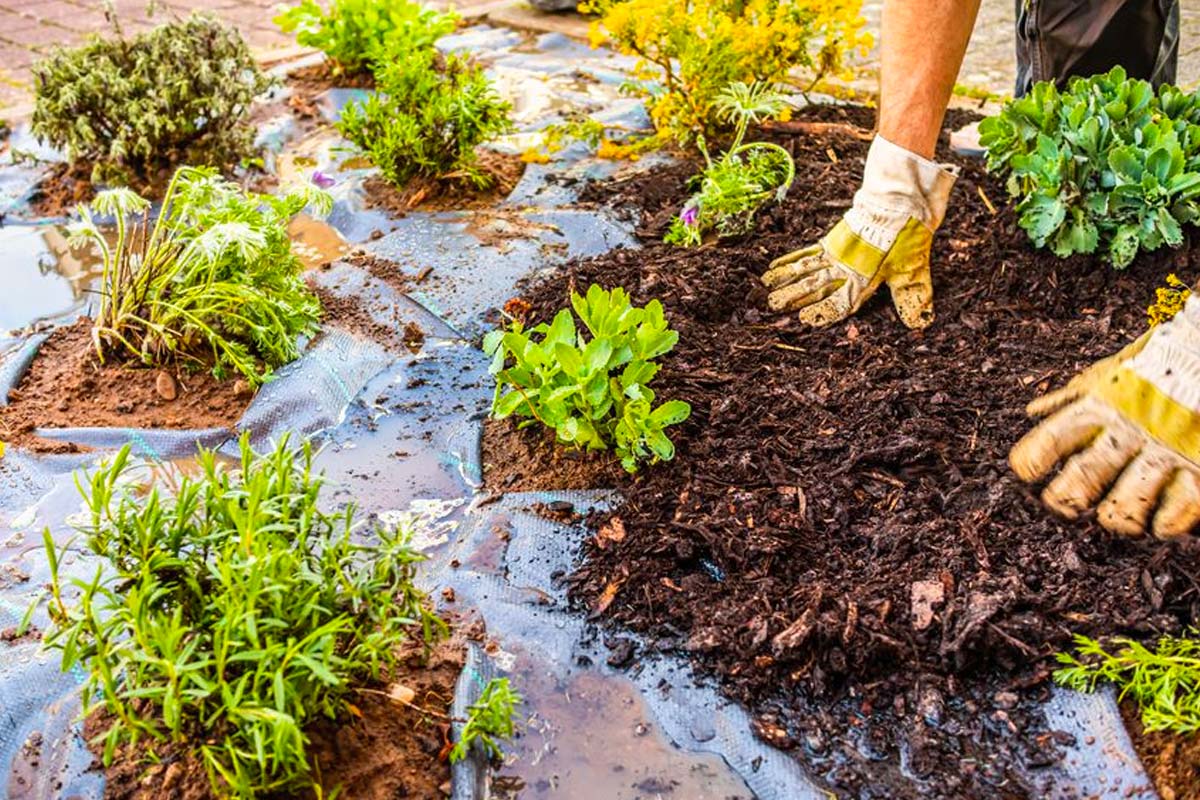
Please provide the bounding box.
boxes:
[362,150,527,217]
[87,635,463,800]
[508,105,1200,799]
[0,318,251,453]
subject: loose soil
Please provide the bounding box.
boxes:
[362,150,527,216]
[1123,701,1200,800]
[483,417,627,491]
[1,319,250,453]
[504,105,1200,798]
[27,162,96,219]
[86,635,464,800]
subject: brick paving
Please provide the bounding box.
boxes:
[1,0,1199,113]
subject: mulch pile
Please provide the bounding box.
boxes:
[503,105,1200,798]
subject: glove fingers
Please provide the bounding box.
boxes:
[797,280,858,328]
[762,250,825,291]
[767,268,843,313]
[1041,422,1143,519]
[1009,400,1105,483]
[1026,384,1086,419]
[1096,447,1177,536]
[766,243,823,274]
[885,264,934,330]
[1152,468,1200,540]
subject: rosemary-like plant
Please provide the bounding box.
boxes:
[1055,632,1200,734]
[450,678,521,763]
[41,435,447,797]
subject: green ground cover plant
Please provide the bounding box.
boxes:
[39,435,446,798]
[450,678,522,763]
[979,67,1200,268]
[68,166,327,386]
[338,41,513,188]
[665,82,795,247]
[582,0,871,144]
[1056,632,1200,734]
[31,14,271,184]
[275,0,457,77]
[485,285,691,473]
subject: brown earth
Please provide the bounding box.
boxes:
[88,635,464,800]
[483,417,628,492]
[506,105,1200,798]
[0,318,249,453]
[362,150,527,216]
[1122,700,1200,800]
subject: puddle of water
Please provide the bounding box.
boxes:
[497,662,753,800]
[289,213,350,269]
[0,225,104,331]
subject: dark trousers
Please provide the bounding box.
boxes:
[1014,0,1180,95]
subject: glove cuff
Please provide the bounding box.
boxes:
[845,135,959,250]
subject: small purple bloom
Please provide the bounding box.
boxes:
[681,205,699,227]
[311,170,336,190]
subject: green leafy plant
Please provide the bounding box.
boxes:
[979,67,1200,268]
[68,166,327,385]
[484,285,691,473]
[275,0,457,77]
[449,678,521,763]
[338,42,513,188]
[522,115,659,164]
[1056,632,1200,734]
[665,82,795,247]
[40,435,446,798]
[31,14,272,184]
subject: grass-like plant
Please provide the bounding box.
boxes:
[68,166,328,386]
[979,67,1200,268]
[484,285,691,473]
[450,678,521,763]
[338,42,513,188]
[582,0,871,144]
[31,14,271,184]
[40,435,447,797]
[1056,632,1200,734]
[665,82,795,247]
[275,0,457,77]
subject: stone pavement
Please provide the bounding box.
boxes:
[0,0,1199,113]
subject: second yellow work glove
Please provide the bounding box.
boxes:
[1011,295,1200,539]
[762,136,959,329]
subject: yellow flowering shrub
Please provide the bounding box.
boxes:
[583,0,872,144]
[1147,273,1193,327]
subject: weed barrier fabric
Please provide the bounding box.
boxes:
[0,25,1157,800]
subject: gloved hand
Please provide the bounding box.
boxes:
[1010,297,1200,539]
[762,136,958,329]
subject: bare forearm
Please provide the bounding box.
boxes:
[879,0,982,159]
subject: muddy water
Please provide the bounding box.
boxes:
[0,225,103,331]
[496,663,753,799]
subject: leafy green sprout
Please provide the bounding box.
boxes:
[665,82,796,247]
[450,678,522,763]
[484,285,691,473]
[39,434,446,798]
[1056,632,1200,734]
[67,166,330,385]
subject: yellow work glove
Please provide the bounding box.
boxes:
[1010,297,1200,539]
[762,136,959,329]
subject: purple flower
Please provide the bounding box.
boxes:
[680,205,699,227]
[311,170,336,190]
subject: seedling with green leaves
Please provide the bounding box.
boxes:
[275,0,457,77]
[67,166,328,385]
[450,678,521,763]
[32,15,271,184]
[1056,632,1200,734]
[484,285,691,473]
[979,67,1200,267]
[665,83,795,247]
[338,41,513,188]
[39,435,446,798]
